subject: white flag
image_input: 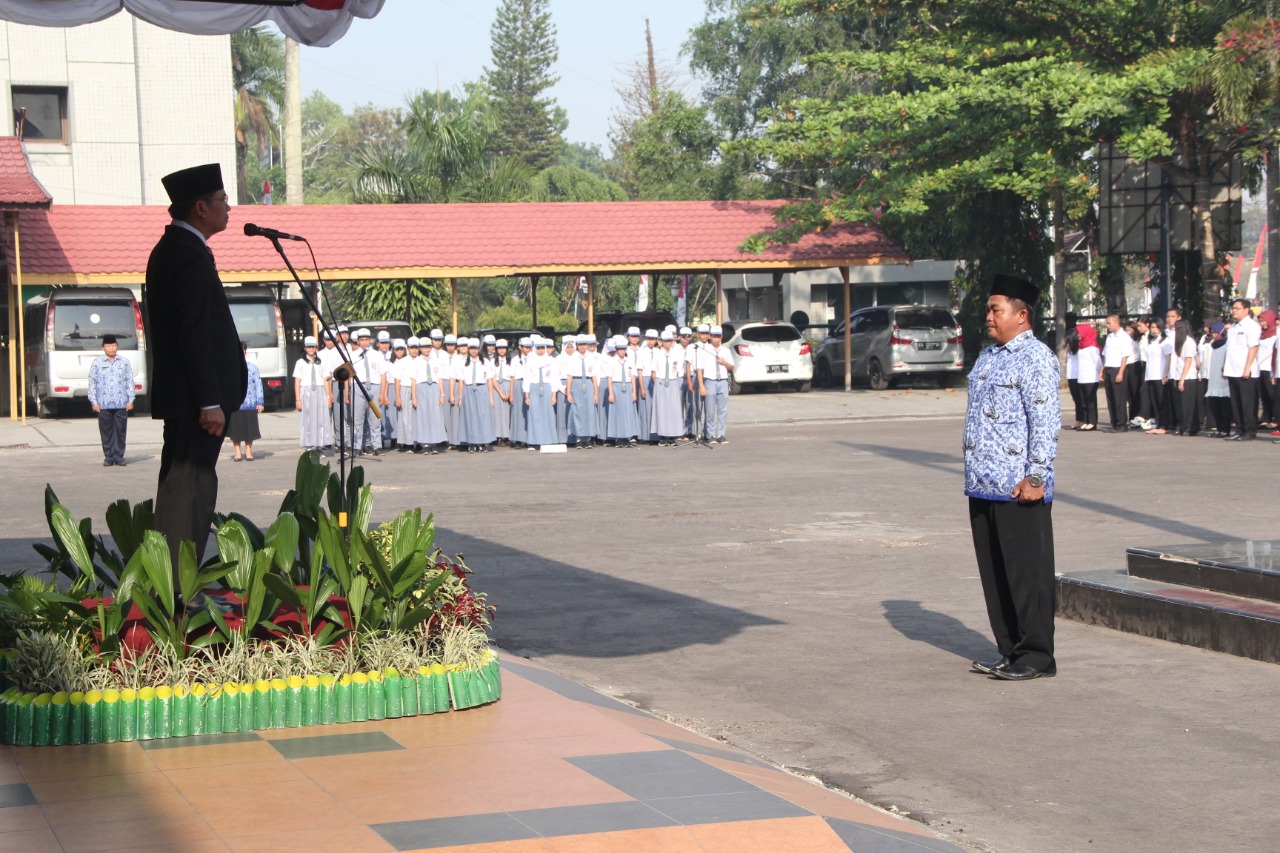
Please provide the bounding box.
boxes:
[637,275,649,312]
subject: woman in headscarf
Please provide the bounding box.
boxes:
[1257,309,1276,429]
[1204,321,1232,437]
[1074,324,1102,431]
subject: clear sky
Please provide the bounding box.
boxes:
[299,0,709,153]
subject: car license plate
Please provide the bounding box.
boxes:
[767,364,789,374]
[918,342,941,351]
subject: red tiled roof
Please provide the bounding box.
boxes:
[11,200,909,284]
[0,137,52,210]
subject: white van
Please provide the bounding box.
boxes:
[224,286,288,409]
[23,287,148,418]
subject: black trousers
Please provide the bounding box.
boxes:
[1067,379,1082,423]
[1259,372,1275,424]
[1227,376,1258,436]
[1102,367,1128,428]
[154,417,227,580]
[1178,379,1199,434]
[1077,382,1098,426]
[1126,362,1144,420]
[969,497,1056,671]
[1142,381,1164,427]
[97,408,128,463]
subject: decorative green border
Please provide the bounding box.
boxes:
[0,652,501,747]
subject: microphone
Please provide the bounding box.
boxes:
[243,223,305,242]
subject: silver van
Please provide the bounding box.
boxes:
[225,286,289,409]
[815,304,965,390]
[23,287,148,418]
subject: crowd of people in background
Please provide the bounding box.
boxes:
[291,322,736,457]
[1064,298,1276,442]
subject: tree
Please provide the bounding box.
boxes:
[300,94,404,204]
[531,165,626,202]
[609,90,722,200]
[745,0,1257,320]
[352,87,534,205]
[328,278,450,333]
[231,25,284,205]
[485,0,566,170]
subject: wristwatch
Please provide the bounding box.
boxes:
[1027,474,1045,489]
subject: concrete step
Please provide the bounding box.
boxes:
[1057,568,1280,664]
[1127,541,1280,603]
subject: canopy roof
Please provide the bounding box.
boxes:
[0,0,383,46]
[10,201,911,286]
[0,138,52,211]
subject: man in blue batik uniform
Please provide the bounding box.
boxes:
[964,274,1060,681]
[87,333,135,466]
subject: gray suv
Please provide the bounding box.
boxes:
[815,304,964,390]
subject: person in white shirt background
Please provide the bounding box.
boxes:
[1255,309,1276,431]
[524,339,560,448]
[1223,298,1261,440]
[563,334,598,449]
[1100,313,1131,431]
[1072,324,1102,432]
[699,325,735,444]
[491,340,515,446]
[293,335,332,453]
[351,329,385,456]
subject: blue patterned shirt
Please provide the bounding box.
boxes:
[87,355,135,410]
[963,329,1060,502]
[239,361,264,410]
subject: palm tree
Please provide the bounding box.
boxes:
[353,87,533,204]
[231,26,284,204]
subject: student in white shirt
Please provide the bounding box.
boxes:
[699,325,734,444]
[351,329,385,455]
[1223,298,1261,440]
[1168,320,1200,436]
[491,340,515,445]
[563,334,598,448]
[1101,313,1131,431]
[459,338,496,452]
[523,339,559,447]
[603,340,639,445]
[1065,327,1082,429]
[1257,309,1276,429]
[388,339,413,451]
[1140,319,1171,432]
[510,338,531,447]
[650,331,686,444]
[293,336,333,451]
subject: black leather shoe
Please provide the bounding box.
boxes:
[991,662,1056,681]
[971,657,1009,675]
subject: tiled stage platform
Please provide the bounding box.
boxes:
[0,658,962,852]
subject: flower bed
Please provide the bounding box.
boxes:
[0,653,500,746]
[0,453,500,747]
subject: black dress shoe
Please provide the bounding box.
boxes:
[971,657,1010,675]
[991,661,1056,681]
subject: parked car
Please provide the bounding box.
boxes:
[724,320,813,394]
[23,287,148,418]
[815,304,964,390]
[580,311,677,344]
[225,287,290,409]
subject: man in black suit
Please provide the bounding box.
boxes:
[144,164,246,589]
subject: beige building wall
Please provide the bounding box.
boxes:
[0,15,234,205]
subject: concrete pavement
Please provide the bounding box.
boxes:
[2,386,1277,853]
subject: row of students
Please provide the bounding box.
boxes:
[292,323,736,454]
[1066,302,1277,441]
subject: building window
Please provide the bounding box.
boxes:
[13,86,68,143]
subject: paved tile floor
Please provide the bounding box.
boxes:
[0,658,964,852]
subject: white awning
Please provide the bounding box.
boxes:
[0,0,384,47]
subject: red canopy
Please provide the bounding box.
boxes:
[0,0,384,46]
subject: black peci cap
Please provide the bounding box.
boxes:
[101,334,117,345]
[990,274,1040,306]
[161,164,223,204]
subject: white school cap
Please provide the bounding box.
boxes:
[679,326,692,335]
[482,334,496,344]
[429,328,444,339]
[406,336,420,347]
[444,333,457,344]
[377,330,391,342]
[710,325,723,336]
[518,336,532,347]
[303,335,318,347]
[356,328,372,339]
[695,324,710,333]
[660,330,673,341]
[627,326,641,336]
[393,338,406,349]
[496,339,508,348]
[644,329,658,339]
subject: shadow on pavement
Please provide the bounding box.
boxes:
[880,599,998,662]
[437,526,783,659]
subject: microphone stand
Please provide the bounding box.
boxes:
[264,235,382,528]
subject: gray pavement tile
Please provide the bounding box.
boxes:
[372,813,538,850]
[267,730,403,759]
[0,782,36,808]
[567,750,759,800]
[825,817,967,852]
[511,801,678,836]
[646,789,811,825]
[500,658,647,715]
[650,733,774,769]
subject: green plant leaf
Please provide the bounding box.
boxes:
[216,520,257,592]
[263,573,302,610]
[316,513,351,591]
[264,513,300,575]
[104,498,145,563]
[136,531,176,618]
[49,503,96,587]
[204,597,232,643]
[176,539,201,604]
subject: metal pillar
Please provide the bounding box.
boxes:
[842,266,852,392]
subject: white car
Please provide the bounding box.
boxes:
[724,321,814,393]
